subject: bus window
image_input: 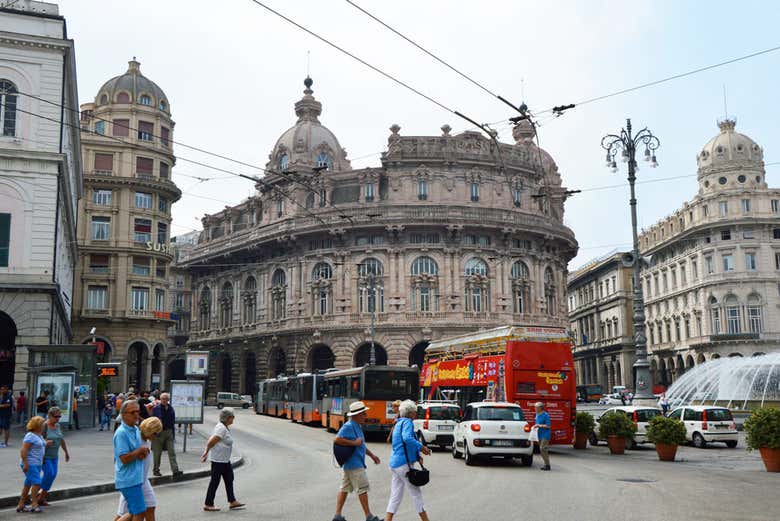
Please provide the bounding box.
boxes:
[317,378,327,399]
[349,376,361,398]
[301,377,313,401]
[363,370,418,401]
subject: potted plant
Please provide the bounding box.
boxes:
[646,415,686,461]
[574,411,595,449]
[743,407,780,472]
[598,411,636,455]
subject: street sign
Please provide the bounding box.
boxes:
[97,363,120,377]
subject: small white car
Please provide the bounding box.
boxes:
[590,406,663,448]
[451,402,533,466]
[598,393,625,405]
[413,401,461,449]
[667,406,738,448]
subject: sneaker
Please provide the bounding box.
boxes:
[153,471,162,477]
[172,470,184,477]
[367,516,381,521]
[332,515,347,521]
[540,465,551,471]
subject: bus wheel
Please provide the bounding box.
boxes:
[465,445,477,466]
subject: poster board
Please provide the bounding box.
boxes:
[170,380,204,424]
[185,352,209,377]
[36,373,75,425]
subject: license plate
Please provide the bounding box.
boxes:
[493,440,514,447]
[439,425,454,431]
[715,424,726,429]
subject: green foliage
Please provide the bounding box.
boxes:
[646,415,686,445]
[598,411,636,441]
[744,407,780,450]
[575,411,595,434]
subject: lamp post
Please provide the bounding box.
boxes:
[601,118,659,400]
[357,264,379,366]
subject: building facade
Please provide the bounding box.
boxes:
[71,59,181,391]
[0,1,82,390]
[567,251,635,390]
[184,78,578,400]
[640,119,780,388]
[164,230,199,385]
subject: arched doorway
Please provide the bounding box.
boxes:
[658,359,668,388]
[151,344,164,391]
[243,351,256,395]
[127,341,148,390]
[353,343,388,367]
[220,353,232,392]
[408,341,429,368]
[0,312,17,387]
[268,347,286,378]
[308,344,335,371]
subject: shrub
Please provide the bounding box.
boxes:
[744,407,780,451]
[575,411,595,435]
[598,411,636,441]
[646,415,686,445]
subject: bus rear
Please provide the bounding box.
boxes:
[360,367,419,433]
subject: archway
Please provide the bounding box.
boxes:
[658,359,668,388]
[243,351,256,395]
[728,353,743,358]
[127,341,148,390]
[0,312,17,387]
[151,344,164,390]
[268,347,286,378]
[685,355,695,370]
[696,353,706,365]
[219,353,232,392]
[354,343,388,367]
[308,344,335,372]
[408,341,429,368]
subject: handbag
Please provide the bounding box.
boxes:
[529,427,539,443]
[403,421,429,487]
[333,422,359,467]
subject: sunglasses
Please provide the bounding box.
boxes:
[53,415,62,418]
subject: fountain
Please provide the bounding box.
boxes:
[666,353,780,410]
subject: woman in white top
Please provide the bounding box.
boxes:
[116,416,162,521]
[201,408,244,512]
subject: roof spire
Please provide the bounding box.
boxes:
[295,77,321,122]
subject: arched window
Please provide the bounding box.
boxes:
[510,260,530,314]
[358,258,384,313]
[725,294,740,334]
[316,152,332,170]
[272,269,286,286]
[464,258,489,312]
[311,263,333,316]
[464,258,488,277]
[544,267,557,315]
[747,294,762,333]
[411,256,438,276]
[411,257,439,312]
[199,286,211,330]
[139,94,152,106]
[99,93,108,105]
[359,258,383,277]
[312,262,332,280]
[243,276,257,324]
[159,99,167,111]
[271,269,286,320]
[279,153,289,172]
[116,92,130,104]
[219,282,233,328]
[1,80,18,137]
[708,296,721,334]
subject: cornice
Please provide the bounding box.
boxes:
[0,31,71,53]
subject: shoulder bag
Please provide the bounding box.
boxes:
[403,420,429,487]
[333,422,360,467]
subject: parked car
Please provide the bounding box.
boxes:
[240,394,254,405]
[667,406,738,448]
[589,406,664,448]
[599,393,624,405]
[413,401,461,449]
[452,402,533,466]
[216,392,250,409]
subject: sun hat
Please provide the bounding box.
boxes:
[347,401,370,417]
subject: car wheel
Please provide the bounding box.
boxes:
[520,455,533,467]
[242,403,249,409]
[589,432,599,446]
[725,440,738,448]
[217,403,224,409]
[465,444,477,466]
[692,432,707,448]
[629,439,638,450]
[452,441,462,459]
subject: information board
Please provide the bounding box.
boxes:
[170,380,205,424]
[36,373,75,425]
[185,352,209,377]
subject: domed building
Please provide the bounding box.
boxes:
[183,79,578,400]
[639,119,780,388]
[72,59,181,391]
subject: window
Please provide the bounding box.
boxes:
[138,121,154,141]
[365,182,375,202]
[131,287,149,311]
[160,127,170,147]
[155,261,166,278]
[1,80,18,136]
[87,286,108,310]
[773,200,779,214]
[0,213,10,266]
[721,229,731,241]
[418,179,428,200]
[743,228,754,239]
[132,256,151,276]
[279,153,289,171]
[271,270,286,320]
[276,199,283,217]
[703,205,709,217]
[719,201,728,216]
[741,199,751,213]
[158,197,168,213]
[705,256,714,274]
[312,262,333,280]
[722,254,734,272]
[685,319,691,339]
[136,157,154,179]
[93,189,112,205]
[680,263,687,284]
[157,222,168,244]
[305,192,315,209]
[159,163,169,179]
[774,228,780,239]
[470,182,480,202]
[133,192,151,210]
[319,189,327,207]
[511,261,530,314]
[748,295,762,333]
[155,289,165,311]
[315,152,332,170]
[512,239,532,249]
[139,94,152,106]
[243,277,257,323]
[359,258,383,277]
[409,233,440,244]
[94,120,106,135]
[159,100,167,111]
[134,218,152,243]
[776,252,780,270]
[725,295,741,334]
[464,258,488,276]
[411,256,438,276]
[112,119,130,137]
[662,273,668,291]
[94,153,113,174]
[745,253,757,271]
[89,254,109,273]
[692,261,698,279]
[91,216,110,240]
[512,188,522,207]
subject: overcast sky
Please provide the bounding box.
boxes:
[58,0,780,269]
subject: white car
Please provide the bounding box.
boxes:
[413,401,461,449]
[667,406,738,448]
[451,402,533,466]
[590,406,663,448]
[598,393,625,405]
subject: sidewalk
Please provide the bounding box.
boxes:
[0,422,242,508]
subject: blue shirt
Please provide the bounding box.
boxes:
[152,404,176,430]
[22,432,45,466]
[0,392,12,418]
[535,411,551,441]
[113,422,144,489]
[337,420,366,470]
[389,417,423,469]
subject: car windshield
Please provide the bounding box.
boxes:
[428,406,460,420]
[476,406,524,421]
[636,409,661,422]
[706,408,732,421]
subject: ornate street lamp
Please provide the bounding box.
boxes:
[601,118,660,400]
[357,263,379,366]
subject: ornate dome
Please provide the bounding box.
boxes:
[96,59,169,112]
[696,119,766,194]
[268,77,350,173]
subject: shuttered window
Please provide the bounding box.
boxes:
[112,119,129,137]
[134,218,152,243]
[0,213,10,267]
[89,254,109,273]
[160,127,170,147]
[94,153,113,174]
[136,157,154,178]
[159,163,169,179]
[138,120,154,141]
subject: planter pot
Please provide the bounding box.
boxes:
[574,432,589,450]
[655,443,678,462]
[759,447,780,472]
[606,435,626,455]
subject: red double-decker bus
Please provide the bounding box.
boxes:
[420,325,576,445]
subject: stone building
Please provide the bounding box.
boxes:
[640,119,780,388]
[567,251,635,390]
[184,78,578,400]
[0,1,82,390]
[164,230,199,385]
[71,59,181,391]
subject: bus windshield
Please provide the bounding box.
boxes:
[364,370,418,400]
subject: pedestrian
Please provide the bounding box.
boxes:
[201,407,245,512]
[533,402,552,471]
[0,384,12,447]
[151,392,182,477]
[39,406,70,506]
[658,392,669,415]
[138,391,152,420]
[628,391,634,405]
[114,393,126,432]
[101,394,114,431]
[385,399,432,521]
[620,392,627,406]
[113,400,150,521]
[16,390,27,425]
[69,391,80,430]
[332,401,382,521]
[116,416,163,521]
[386,400,401,443]
[16,416,47,513]
[35,390,50,418]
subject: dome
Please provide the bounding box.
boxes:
[696,119,766,194]
[268,77,350,173]
[95,58,170,112]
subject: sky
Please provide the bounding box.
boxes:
[57,0,780,269]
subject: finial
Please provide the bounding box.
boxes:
[128,58,140,73]
[441,124,451,136]
[304,76,313,90]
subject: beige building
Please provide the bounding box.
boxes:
[184,78,578,400]
[567,251,635,390]
[640,119,780,388]
[165,231,199,384]
[72,59,181,391]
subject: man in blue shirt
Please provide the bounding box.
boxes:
[332,401,381,521]
[534,401,552,471]
[113,400,149,520]
[151,392,181,477]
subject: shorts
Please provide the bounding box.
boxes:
[0,415,10,429]
[340,468,370,495]
[20,463,42,487]
[118,479,155,515]
[118,483,146,515]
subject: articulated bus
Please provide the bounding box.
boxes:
[321,365,419,434]
[287,373,327,424]
[256,377,289,418]
[420,325,576,445]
